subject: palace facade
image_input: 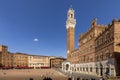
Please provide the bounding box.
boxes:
[0,45,11,67]
[62,7,120,77]
[50,57,66,68]
[0,45,64,69]
[13,52,28,67]
[28,55,54,69]
[0,45,28,68]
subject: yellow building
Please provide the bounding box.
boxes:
[0,45,9,67]
[0,45,58,69]
[28,55,55,69]
[13,53,28,68]
[8,52,14,67]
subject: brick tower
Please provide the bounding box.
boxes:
[66,7,76,55]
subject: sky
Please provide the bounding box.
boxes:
[0,0,120,58]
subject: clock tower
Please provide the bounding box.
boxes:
[66,7,76,54]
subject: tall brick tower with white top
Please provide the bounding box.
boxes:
[66,6,76,55]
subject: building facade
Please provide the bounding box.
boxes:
[0,45,9,67]
[28,55,54,69]
[0,45,62,69]
[95,19,120,76]
[8,52,14,67]
[13,53,28,68]
[50,57,66,68]
[0,45,29,68]
[62,7,120,77]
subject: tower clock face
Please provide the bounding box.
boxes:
[67,50,69,54]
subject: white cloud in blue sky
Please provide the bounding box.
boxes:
[33,38,39,42]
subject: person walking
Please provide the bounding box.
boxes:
[99,77,105,80]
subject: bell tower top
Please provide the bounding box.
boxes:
[68,6,74,19]
[66,6,76,29]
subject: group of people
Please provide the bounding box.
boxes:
[99,77,106,80]
[68,77,71,80]
[29,77,52,80]
[43,77,52,80]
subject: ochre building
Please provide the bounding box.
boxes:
[7,52,14,67]
[13,53,28,68]
[62,7,120,77]
[28,55,54,69]
[0,45,9,67]
[0,45,14,67]
[50,57,66,68]
[0,45,62,69]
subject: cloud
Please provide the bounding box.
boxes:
[33,38,39,42]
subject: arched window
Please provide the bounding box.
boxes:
[96,67,98,73]
[106,31,110,41]
[100,54,103,60]
[71,14,73,18]
[90,67,92,72]
[66,64,69,70]
[107,53,110,59]
[106,50,110,59]
[83,67,85,71]
[106,67,110,76]
[86,67,88,72]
